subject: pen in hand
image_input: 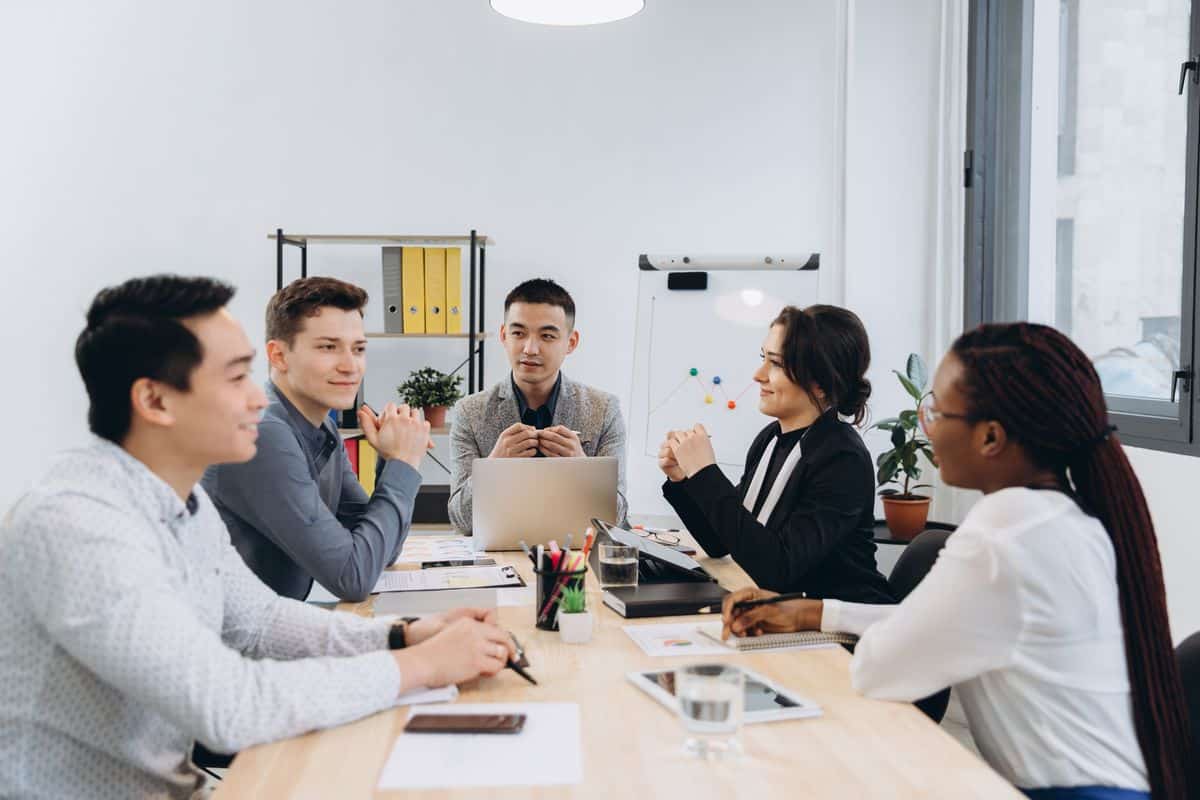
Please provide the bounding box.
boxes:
[506,632,538,685]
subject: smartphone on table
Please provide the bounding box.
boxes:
[404,713,527,734]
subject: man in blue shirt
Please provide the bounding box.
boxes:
[203,277,427,601]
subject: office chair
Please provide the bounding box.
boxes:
[886,528,954,724]
[1177,630,1200,793]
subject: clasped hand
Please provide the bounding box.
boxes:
[490,423,584,458]
[656,424,716,480]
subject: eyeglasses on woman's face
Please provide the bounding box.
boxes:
[918,393,978,434]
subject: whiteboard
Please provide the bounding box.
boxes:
[628,269,820,479]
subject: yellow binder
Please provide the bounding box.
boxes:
[358,440,377,494]
[401,247,426,334]
[445,248,463,334]
[424,247,447,334]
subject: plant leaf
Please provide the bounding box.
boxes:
[890,426,906,451]
[899,409,918,430]
[906,353,928,392]
[877,451,901,486]
[878,488,900,496]
[871,417,900,431]
[895,370,923,403]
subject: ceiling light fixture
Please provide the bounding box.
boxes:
[490,0,644,26]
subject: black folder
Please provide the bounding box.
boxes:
[601,582,729,619]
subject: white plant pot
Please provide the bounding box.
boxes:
[557,610,593,644]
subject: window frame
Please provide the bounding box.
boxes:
[964,0,1200,456]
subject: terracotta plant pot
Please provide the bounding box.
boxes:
[422,405,448,429]
[881,495,932,541]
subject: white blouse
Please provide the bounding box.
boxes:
[822,487,1147,791]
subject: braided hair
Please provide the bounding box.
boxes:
[952,322,1191,800]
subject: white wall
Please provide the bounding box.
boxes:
[0,0,842,505]
[1126,447,1200,642]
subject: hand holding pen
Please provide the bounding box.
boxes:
[717,587,824,640]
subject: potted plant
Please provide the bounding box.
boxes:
[556,584,593,644]
[396,367,464,429]
[871,353,936,541]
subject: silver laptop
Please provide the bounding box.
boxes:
[472,457,618,551]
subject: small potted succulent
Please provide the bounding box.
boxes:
[556,584,593,644]
[871,353,936,541]
[396,367,464,429]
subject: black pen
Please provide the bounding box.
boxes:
[506,659,538,686]
[698,591,809,615]
[506,632,537,685]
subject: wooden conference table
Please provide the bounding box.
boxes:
[214,534,1020,799]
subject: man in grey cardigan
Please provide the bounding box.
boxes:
[203,277,424,602]
[448,279,628,533]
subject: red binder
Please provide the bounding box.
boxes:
[343,437,359,475]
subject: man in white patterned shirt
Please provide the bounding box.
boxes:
[0,276,516,799]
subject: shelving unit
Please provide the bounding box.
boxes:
[269,229,490,393]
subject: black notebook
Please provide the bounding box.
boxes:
[601,582,730,619]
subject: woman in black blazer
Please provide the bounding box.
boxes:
[659,305,893,605]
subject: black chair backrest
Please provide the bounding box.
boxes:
[887,529,952,602]
[1178,630,1200,786]
[882,528,954,724]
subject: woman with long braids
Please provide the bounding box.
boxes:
[720,322,1192,799]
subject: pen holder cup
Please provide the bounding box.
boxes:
[533,565,588,631]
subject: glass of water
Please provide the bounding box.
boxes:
[676,663,744,759]
[597,543,639,588]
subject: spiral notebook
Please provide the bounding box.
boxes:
[694,621,858,652]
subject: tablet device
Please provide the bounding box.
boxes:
[626,665,822,724]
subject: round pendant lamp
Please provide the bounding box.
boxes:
[490,0,645,26]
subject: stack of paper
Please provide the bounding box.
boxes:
[372,565,523,594]
[392,536,475,566]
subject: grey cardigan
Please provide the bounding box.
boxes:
[448,373,628,533]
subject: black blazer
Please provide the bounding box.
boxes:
[662,413,894,605]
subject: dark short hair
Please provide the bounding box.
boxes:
[503,278,576,329]
[265,277,368,346]
[771,305,872,425]
[75,275,236,443]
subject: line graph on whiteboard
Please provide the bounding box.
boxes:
[648,368,757,415]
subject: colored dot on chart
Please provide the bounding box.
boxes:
[704,395,714,404]
[689,368,699,376]
[727,401,737,410]
[713,376,722,385]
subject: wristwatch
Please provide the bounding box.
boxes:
[388,617,421,650]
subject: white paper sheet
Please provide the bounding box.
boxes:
[392,536,476,565]
[373,565,523,594]
[622,623,734,657]
[395,685,459,706]
[377,703,583,790]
